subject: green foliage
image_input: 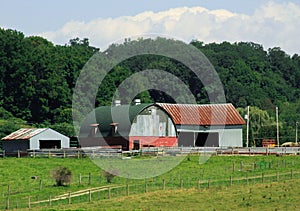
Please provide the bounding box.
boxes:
[1,28,300,136]
[51,122,76,137]
[0,107,29,142]
[51,166,73,186]
[238,106,277,146]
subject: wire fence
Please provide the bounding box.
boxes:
[1,158,299,210]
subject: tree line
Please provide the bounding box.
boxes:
[0,28,300,146]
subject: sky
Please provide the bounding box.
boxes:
[1,0,300,55]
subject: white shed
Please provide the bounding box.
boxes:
[1,128,70,153]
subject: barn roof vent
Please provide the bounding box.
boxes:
[88,123,99,137]
[113,100,121,106]
[134,99,141,105]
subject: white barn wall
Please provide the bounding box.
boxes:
[177,125,243,147]
[209,128,243,147]
[29,128,70,150]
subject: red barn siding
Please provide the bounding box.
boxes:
[129,136,177,149]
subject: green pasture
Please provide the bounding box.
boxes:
[0,154,300,210]
[51,179,300,211]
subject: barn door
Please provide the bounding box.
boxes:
[178,132,194,147]
[195,133,219,147]
[39,140,61,149]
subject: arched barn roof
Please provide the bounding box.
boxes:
[79,103,153,136]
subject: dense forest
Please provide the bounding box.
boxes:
[0,28,300,146]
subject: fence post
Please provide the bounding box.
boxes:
[88,173,91,185]
[246,173,248,185]
[126,184,129,196]
[163,179,166,190]
[291,169,293,179]
[240,162,243,171]
[28,196,31,209]
[145,181,148,193]
[68,192,71,204]
[180,179,183,189]
[232,162,235,172]
[63,150,66,158]
[198,179,201,191]
[79,173,82,185]
[39,179,43,191]
[18,150,20,158]
[108,187,111,199]
[77,150,80,159]
[230,176,232,187]
[49,195,52,206]
[89,189,92,202]
[262,172,264,183]
[6,197,9,210]
[7,184,10,196]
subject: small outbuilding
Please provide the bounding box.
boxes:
[79,103,245,150]
[1,128,70,153]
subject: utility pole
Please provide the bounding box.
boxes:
[246,106,250,148]
[296,122,298,144]
[276,106,279,147]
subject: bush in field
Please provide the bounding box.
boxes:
[102,169,119,183]
[51,166,73,186]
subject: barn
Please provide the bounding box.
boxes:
[1,128,70,153]
[79,102,245,150]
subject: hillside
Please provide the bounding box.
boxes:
[0,28,300,144]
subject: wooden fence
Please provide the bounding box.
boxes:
[1,146,300,158]
[2,169,299,210]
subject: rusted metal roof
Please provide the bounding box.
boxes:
[156,103,245,126]
[1,128,47,140]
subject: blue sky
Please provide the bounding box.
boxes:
[1,0,300,54]
[0,0,280,33]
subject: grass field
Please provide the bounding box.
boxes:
[49,179,300,211]
[1,154,300,210]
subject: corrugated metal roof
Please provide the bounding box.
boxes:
[156,103,245,126]
[1,128,47,140]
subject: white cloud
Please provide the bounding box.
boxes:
[39,2,300,55]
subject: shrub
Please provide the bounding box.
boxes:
[51,166,73,186]
[102,169,119,183]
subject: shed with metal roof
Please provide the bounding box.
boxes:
[79,103,245,150]
[1,128,70,153]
